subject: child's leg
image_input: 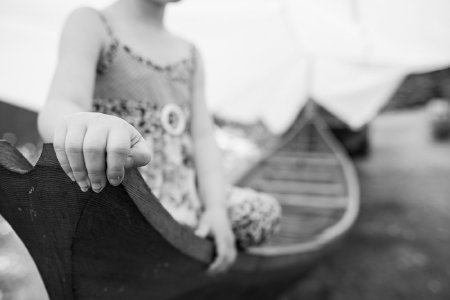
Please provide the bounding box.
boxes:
[227,187,281,248]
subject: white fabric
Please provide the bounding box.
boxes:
[1,0,450,132]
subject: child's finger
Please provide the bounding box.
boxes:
[208,240,227,274]
[194,222,210,238]
[105,126,130,186]
[208,234,237,274]
[83,126,108,193]
[208,256,226,275]
[125,129,151,168]
[65,123,90,192]
[53,121,75,181]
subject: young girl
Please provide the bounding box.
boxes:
[38,0,280,274]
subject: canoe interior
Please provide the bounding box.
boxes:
[238,115,360,256]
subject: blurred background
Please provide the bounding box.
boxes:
[0,0,450,299]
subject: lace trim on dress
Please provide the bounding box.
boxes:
[95,11,196,83]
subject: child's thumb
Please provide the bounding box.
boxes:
[125,136,152,168]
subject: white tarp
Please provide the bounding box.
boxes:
[1,0,450,133]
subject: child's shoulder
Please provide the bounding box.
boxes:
[59,7,109,48]
[65,7,101,23]
[167,32,196,50]
[163,31,201,64]
[63,7,105,35]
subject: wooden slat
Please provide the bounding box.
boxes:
[276,151,337,160]
[265,213,343,245]
[276,205,345,218]
[266,155,338,167]
[283,143,330,152]
[289,134,323,143]
[274,194,348,209]
[262,160,341,174]
[282,134,329,148]
[248,178,345,196]
[279,214,342,233]
[259,167,338,183]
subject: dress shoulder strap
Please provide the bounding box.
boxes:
[93,10,118,42]
[189,43,199,73]
[88,9,120,74]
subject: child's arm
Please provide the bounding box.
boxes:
[38,8,150,192]
[191,51,237,273]
[38,8,104,142]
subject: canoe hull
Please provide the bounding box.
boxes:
[0,142,323,300]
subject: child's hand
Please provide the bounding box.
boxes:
[53,112,151,193]
[195,207,237,274]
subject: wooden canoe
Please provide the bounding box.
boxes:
[0,112,359,299]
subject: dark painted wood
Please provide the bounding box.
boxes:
[0,142,327,299]
[0,142,212,299]
[0,101,40,145]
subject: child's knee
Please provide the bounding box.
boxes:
[227,187,281,248]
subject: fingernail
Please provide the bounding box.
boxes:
[78,181,90,192]
[91,184,103,193]
[109,176,122,186]
[67,172,75,181]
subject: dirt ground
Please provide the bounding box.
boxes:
[282,109,450,300]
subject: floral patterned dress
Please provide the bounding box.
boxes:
[92,11,280,247]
